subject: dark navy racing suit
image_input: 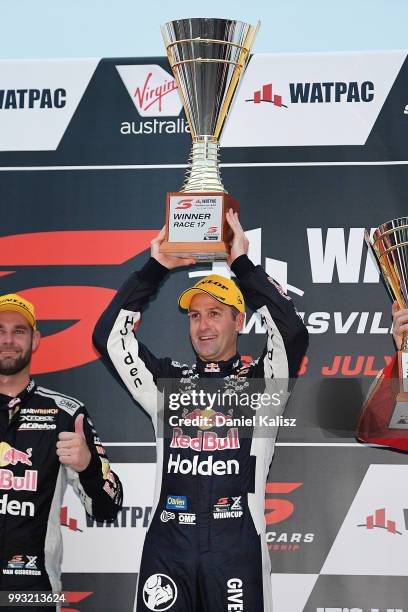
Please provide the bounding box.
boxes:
[93,254,308,612]
[0,378,123,610]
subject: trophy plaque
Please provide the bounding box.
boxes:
[160,18,259,261]
[358,218,408,450]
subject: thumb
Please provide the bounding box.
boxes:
[74,414,85,437]
[392,300,401,315]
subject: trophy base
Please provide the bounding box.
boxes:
[160,192,240,263]
[160,241,231,262]
[356,351,408,449]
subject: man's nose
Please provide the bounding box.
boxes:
[0,332,14,345]
[198,315,211,331]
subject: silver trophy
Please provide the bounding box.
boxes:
[359,218,408,448]
[366,217,408,349]
[160,18,259,261]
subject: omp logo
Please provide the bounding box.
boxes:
[0,88,66,109]
[116,65,182,117]
[246,83,287,108]
[175,199,193,209]
[0,229,156,374]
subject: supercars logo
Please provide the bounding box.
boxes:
[264,482,302,525]
[264,482,314,552]
[175,199,193,209]
[0,229,156,374]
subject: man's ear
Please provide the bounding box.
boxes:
[236,312,246,333]
[32,330,41,352]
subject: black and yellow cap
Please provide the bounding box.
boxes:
[178,274,245,313]
[0,294,37,330]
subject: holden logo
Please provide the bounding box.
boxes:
[143,573,178,610]
[116,64,183,117]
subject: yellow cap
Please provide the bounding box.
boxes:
[0,294,37,329]
[178,274,245,313]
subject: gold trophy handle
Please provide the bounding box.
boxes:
[401,331,408,352]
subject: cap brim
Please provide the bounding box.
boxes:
[178,287,244,312]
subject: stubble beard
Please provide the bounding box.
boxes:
[0,348,32,376]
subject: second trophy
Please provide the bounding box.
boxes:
[160,18,259,261]
[358,218,408,449]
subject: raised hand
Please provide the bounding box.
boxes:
[151,226,196,270]
[56,414,91,472]
[392,301,408,350]
[225,209,249,267]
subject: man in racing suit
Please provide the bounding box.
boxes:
[93,211,308,612]
[0,293,123,610]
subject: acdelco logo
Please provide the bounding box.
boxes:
[0,229,157,374]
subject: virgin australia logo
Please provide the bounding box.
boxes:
[116,64,183,117]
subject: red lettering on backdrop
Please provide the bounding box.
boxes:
[0,230,157,265]
[0,230,157,373]
[264,482,303,525]
[21,286,115,374]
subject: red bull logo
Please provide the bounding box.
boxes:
[0,443,32,467]
[170,427,240,451]
[0,468,38,491]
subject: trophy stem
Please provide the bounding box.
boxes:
[402,332,408,351]
[182,138,225,193]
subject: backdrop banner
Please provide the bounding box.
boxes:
[1,51,408,612]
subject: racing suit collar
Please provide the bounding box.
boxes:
[195,353,241,376]
[0,377,36,410]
